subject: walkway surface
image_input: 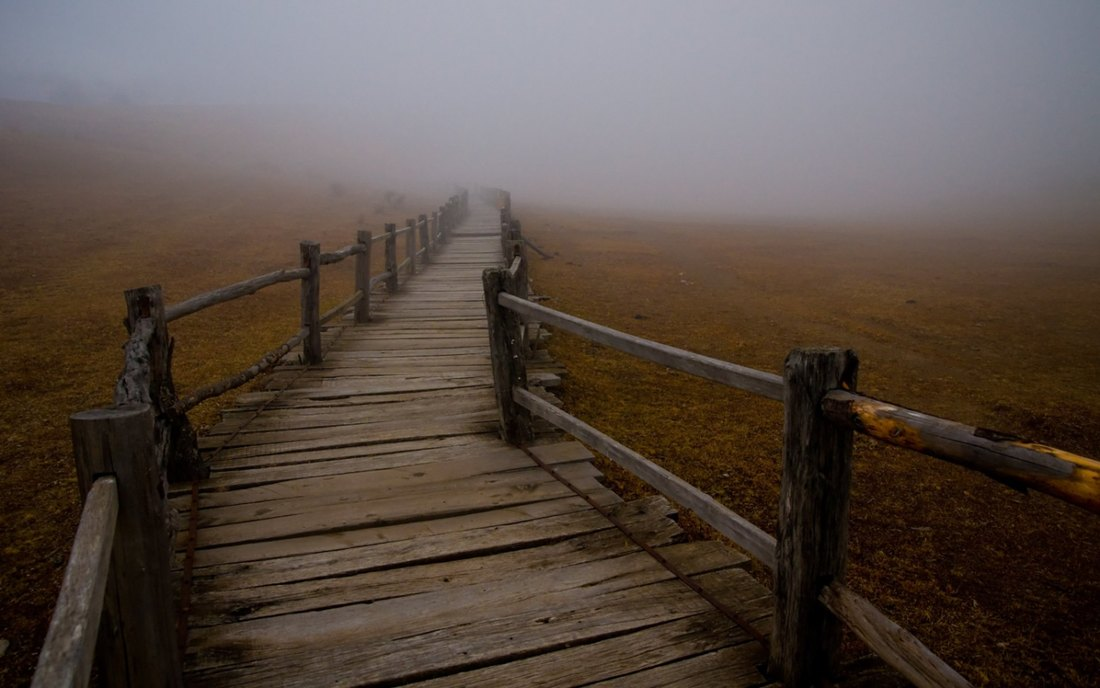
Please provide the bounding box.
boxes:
[176,200,776,687]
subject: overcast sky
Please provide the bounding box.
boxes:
[2,1,1099,226]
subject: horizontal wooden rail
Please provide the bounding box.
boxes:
[820,583,972,688]
[173,327,308,413]
[370,272,393,290]
[165,267,309,322]
[514,386,778,567]
[823,390,1100,515]
[399,257,412,273]
[319,290,363,326]
[319,244,366,265]
[498,293,783,400]
[32,477,118,688]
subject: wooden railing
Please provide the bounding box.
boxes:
[33,191,469,687]
[482,199,1100,688]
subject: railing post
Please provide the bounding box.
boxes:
[299,240,321,364]
[482,267,531,444]
[430,211,439,248]
[70,404,183,688]
[117,286,204,482]
[405,218,417,276]
[355,229,372,323]
[771,347,859,687]
[419,213,430,264]
[384,223,398,292]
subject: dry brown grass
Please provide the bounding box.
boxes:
[0,114,422,684]
[521,206,1100,687]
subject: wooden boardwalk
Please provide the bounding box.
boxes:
[177,201,775,687]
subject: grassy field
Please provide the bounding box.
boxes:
[520,207,1100,686]
[2,101,1098,686]
[0,102,428,684]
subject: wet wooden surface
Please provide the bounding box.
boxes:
[177,200,774,687]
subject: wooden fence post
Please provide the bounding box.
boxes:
[405,218,417,276]
[117,286,204,482]
[771,347,859,687]
[419,213,430,264]
[355,230,371,323]
[385,223,398,292]
[431,211,439,248]
[483,267,531,444]
[70,404,183,688]
[299,241,321,365]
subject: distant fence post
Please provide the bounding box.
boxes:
[299,241,322,364]
[505,221,529,301]
[355,229,372,323]
[70,404,183,688]
[384,223,398,292]
[405,218,417,276]
[771,347,859,687]
[419,213,430,264]
[430,211,439,248]
[483,266,531,444]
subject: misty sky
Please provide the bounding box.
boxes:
[2,1,1099,226]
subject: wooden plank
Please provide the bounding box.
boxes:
[406,614,751,688]
[514,388,777,568]
[32,478,118,688]
[191,472,612,548]
[820,583,973,688]
[187,494,602,571]
[179,454,601,512]
[164,267,308,322]
[185,579,718,686]
[823,389,1100,515]
[189,504,680,627]
[584,644,767,688]
[498,293,783,400]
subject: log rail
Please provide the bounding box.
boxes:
[481,189,1099,688]
[33,191,469,687]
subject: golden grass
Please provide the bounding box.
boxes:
[521,206,1100,687]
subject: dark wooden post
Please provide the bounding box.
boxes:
[771,347,859,687]
[419,213,430,264]
[482,267,531,444]
[500,210,511,258]
[117,286,204,482]
[299,241,321,365]
[384,223,398,292]
[405,218,417,276]
[355,229,371,323]
[430,211,439,248]
[70,404,183,688]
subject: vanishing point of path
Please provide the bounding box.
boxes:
[175,200,776,687]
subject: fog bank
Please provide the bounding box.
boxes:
[2,1,1099,228]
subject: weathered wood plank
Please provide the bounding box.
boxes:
[499,293,783,400]
[514,387,777,568]
[165,267,309,322]
[820,583,973,688]
[32,478,118,688]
